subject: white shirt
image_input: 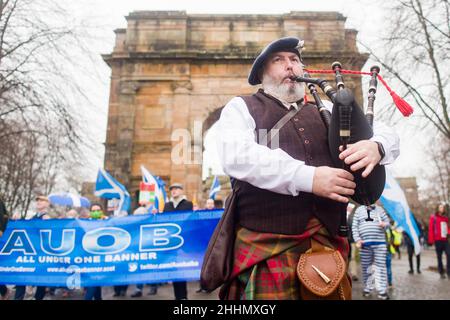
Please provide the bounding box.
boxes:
[216,95,400,196]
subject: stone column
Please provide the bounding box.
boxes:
[112,80,140,188]
[170,81,195,199]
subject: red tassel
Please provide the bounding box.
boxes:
[376,75,414,116]
[390,91,414,116]
[305,68,414,117]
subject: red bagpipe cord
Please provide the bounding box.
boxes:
[304,68,414,117]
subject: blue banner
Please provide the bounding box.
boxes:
[0,210,222,287]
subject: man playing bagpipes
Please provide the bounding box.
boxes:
[202,36,408,300]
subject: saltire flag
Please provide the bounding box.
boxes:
[141,165,166,212]
[380,169,421,255]
[94,168,131,216]
[155,176,168,203]
[208,176,221,200]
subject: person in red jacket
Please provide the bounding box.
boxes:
[428,203,450,279]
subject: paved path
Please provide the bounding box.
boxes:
[352,247,450,300]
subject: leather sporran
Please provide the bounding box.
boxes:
[200,187,239,292]
[296,240,351,300]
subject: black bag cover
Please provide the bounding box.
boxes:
[328,88,386,205]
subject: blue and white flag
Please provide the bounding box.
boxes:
[94,169,130,216]
[208,176,221,200]
[48,193,90,208]
[380,170,421,255]
[155,176,169,203]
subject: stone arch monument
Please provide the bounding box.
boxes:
[102,11,368,207]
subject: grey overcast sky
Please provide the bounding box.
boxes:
[69,0,431,191]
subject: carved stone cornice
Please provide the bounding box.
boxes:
[171,80,193,93]
[119,81,141,95]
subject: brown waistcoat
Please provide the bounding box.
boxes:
[233,89,346,236]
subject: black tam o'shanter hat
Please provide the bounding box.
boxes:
[248,36,304,86]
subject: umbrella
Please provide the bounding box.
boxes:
[48,192,91,208]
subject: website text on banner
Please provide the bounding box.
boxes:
[0,210,222,287]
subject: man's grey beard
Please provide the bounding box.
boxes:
[262,74,305,103]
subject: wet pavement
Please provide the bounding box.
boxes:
[352,246,450,300]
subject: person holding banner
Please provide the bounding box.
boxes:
[133,201,158,215]
[0,199,9,300]
[164,183,193,300]
[14,195,50,300]
[130,199,158,298]
[84,203,105,300]
[428,203,450,279]
[0,284,7,300]
[205,199,216,210]
[196,198,219,294]
[0,198,7,234]
[66,209,79,219]
[213,36,400,300]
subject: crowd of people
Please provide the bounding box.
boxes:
[0,184,448,301]
[1,187,447,301]
[0,183,223,300]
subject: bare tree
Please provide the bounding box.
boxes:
[360,0,449,139]
[0,0,100,142]
[420,134,450,209]
[0,0,105,214]
[0,125,37,215]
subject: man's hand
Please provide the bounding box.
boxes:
[338,140,382,178]
[12,212,21,220]
[356,240,364,249]
[0,231,3,237]
[312,166,356,203]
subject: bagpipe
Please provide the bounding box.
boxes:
[291,62,413,236]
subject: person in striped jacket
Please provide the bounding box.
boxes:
[352,204,391,300]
